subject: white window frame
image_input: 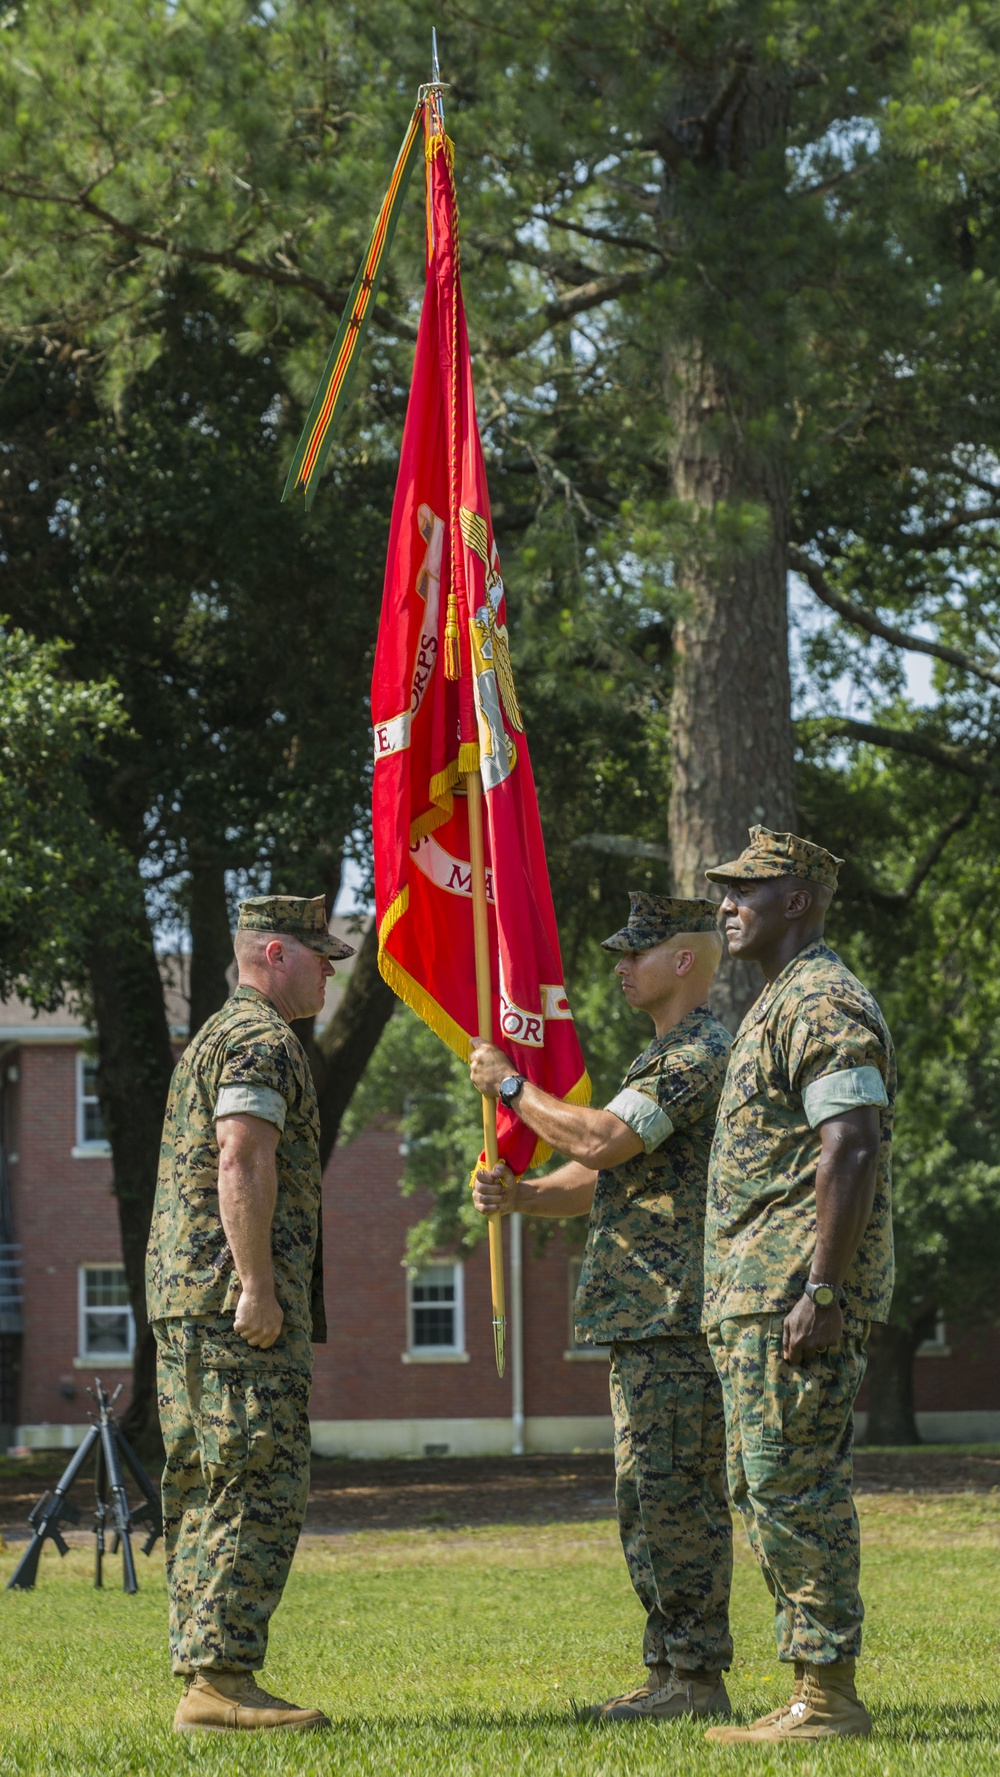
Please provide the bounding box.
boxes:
[76,1264,135,1368]
[402,1261,469,1364]
[917,1311,951,1358]
[73,1051,111,1158]
[564,1256,611,1361]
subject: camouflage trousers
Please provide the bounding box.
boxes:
[153,1316,312,1675]
[707,1314,869,1666]
[610,1335,733,1675]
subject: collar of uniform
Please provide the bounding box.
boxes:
[738,940,837,1034]
[233,983,284,1019]
[625,1004,712,1077]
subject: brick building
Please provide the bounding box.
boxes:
[1,957,998,1452]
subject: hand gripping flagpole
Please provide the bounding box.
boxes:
[466,767,506,1378]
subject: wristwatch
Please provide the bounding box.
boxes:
[499,1074,526,1109]
[804,1280,844,1309]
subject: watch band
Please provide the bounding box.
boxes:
[805,1280,844,1308]
[499,1074,526,1108]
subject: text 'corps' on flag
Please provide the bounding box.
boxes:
[371,101,590,1177]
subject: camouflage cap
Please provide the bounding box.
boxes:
[601,891,721,953]
[236,894,356,959]
[704,825,843,892]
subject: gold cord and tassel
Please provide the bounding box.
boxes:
[443,590,461,679]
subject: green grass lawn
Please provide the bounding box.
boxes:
[1,1494,998,1774]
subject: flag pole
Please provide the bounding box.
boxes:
[432,30,505,1381]
[466,766,506,1378]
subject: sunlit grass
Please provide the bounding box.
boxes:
[1,1494,998,1773]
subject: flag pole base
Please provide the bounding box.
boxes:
[492,1317,506,1378]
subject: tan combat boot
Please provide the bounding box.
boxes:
[593,1663,732,1721]
[704,1659,871,1743]
[733,1660,806,1730]
[174,1670,331,1733]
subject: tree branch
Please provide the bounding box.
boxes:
[696,60,750,161]
[790,544,1000,690]
[793,166,858,200]
[907,502,1000,550]
[865,794,982,910]
[533,212,667,257]
[292,917,395,1168]
[802,715,986,778]
[0,179,418,338]
[570,833,671,861]
[498,266,661,355]
[471,234,602,285]
[821,398,876,443]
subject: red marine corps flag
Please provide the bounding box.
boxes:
[374,95,591,1369]
[287,85,590,1372]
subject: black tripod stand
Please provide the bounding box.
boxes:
[6,1378,162,1593]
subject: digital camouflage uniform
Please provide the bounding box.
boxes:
[703,831,895,1669]
[145,895,353,1677]
[575,895,733,1678]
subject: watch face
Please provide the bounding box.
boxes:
[813,1285,835,1307]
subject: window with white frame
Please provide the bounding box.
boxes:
[79,1265,135,1360]
[76,1053,109,1149]
[917,1310,950,1356]
[408,1262,464,1354]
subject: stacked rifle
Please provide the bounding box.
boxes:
[6,1378,161,1593]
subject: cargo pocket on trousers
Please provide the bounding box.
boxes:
[629,1361,678,1481]
[198,1351,276,1482]
[762,1323,825,1449]
[670,1373,710,1473]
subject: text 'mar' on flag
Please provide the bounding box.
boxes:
[371,107,590,1177]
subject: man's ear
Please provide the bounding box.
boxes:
[785,886,814,921]
[263,937,286,966]
[674,947,696,977]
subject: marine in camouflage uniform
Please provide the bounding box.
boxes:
[582,896,734,1701]
[470,894,734,1721]
[700,828,895,1746]
[145,893,353,1732]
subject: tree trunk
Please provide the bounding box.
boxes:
[666,362,795,1028]
[292,918,397,1169]
[860,1319,933,1446]
[87,918,176,1459]
[188,857,234,1035]
[662,68,798,1030]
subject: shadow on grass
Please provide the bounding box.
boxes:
[874,1702,1000,1742]
[317,1708,727,1738]
[320,1709,620,1734]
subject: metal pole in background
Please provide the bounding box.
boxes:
[510,1211,524,1454]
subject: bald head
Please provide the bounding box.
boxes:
[233,927,336,1023]
[233,928,271,969]
[613,924,723,1037]
[661,927,724,988]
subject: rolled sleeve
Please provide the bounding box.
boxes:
[605,1087,674,1154]
[802,1066,889,1129]
[214,1083,288,1131]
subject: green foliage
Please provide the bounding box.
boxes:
[0,621,130,1004]
[4,0,1000,1348]
[805,748,1000,1334]
[1,1502,999,1770]
[1,304,396,915]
